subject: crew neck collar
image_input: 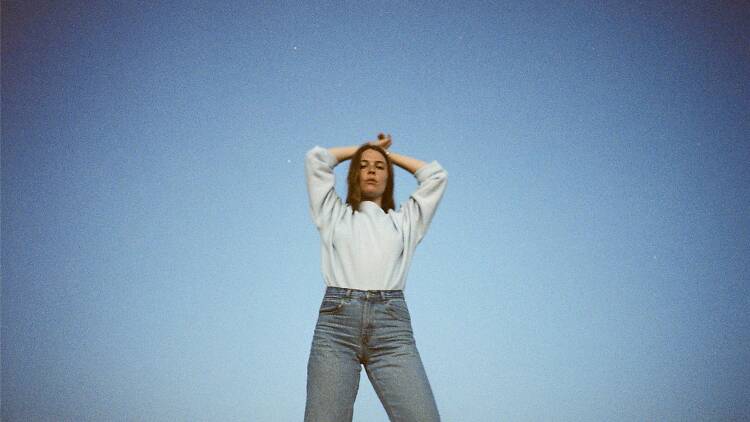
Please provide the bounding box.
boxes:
[359,201,384,212]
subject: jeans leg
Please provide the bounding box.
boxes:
[365,299,441,422]
[304,350,361,422]
[304,295,363,422]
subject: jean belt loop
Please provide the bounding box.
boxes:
[380,291,386,301]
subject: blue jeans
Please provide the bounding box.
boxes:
[304,287,441,422]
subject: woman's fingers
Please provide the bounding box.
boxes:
[371,133,392,149]
[381,133,392,148]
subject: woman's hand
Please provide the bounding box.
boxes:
[372,133,428,174]
[369,133,392,150]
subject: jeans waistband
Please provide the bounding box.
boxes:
[324,286,404,301]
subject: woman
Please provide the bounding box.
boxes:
[303,133,448,422]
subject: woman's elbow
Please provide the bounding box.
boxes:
[435,168,448,183]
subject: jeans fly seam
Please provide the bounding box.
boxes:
[357,299,370,364]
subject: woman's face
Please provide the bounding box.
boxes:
[359,149,388,201]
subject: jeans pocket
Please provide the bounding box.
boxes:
[319,297,344,314]
[385,299,411,322]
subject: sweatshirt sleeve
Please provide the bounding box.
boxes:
[305,146,348,231]
[400,160,448,245]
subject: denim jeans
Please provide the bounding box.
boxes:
[304,287,441,422]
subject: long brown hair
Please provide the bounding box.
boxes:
[346,144,395,213]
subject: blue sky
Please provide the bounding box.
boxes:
[2,1,748,420]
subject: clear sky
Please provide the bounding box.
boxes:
[2,1,748,421]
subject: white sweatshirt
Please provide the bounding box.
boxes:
[305,145,448,291]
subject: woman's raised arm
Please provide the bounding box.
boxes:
[322,133,433,176]
[388,151,427,175]
[326,145,360,164]
[328,134,393,164]
[369,133,447,244]
[304,146,348,231]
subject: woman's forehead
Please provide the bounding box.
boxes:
[361,149,386,162]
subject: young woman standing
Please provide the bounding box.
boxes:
[304,133,448,422]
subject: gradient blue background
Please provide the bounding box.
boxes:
[3,1,749,420]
